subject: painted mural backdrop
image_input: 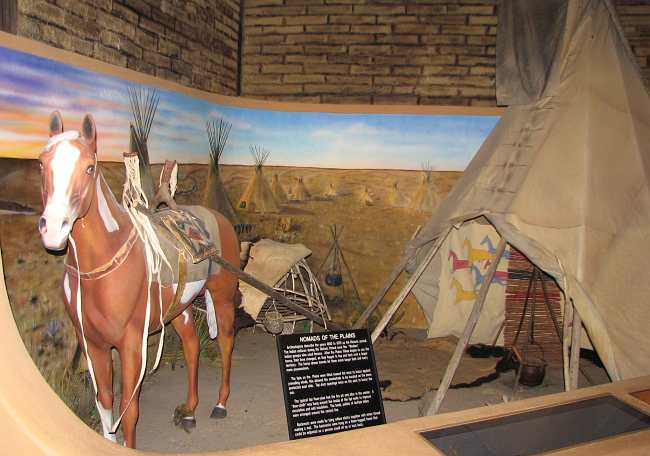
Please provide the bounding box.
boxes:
[0,42,502,334]
[0,41,505,437]
[0,45,498,170]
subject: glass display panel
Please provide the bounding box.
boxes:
[420,395,650,455]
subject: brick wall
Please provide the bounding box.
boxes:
[242,0,650,106]
[242,0,498,106]
[16,0,240,95]
[617,0,650,88]
[9,1,650,106]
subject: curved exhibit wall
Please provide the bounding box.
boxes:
[0,31,501,452]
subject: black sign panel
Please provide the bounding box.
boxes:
[277,329,386,440]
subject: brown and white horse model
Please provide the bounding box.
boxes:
[37,112,239,448]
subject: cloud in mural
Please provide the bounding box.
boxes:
[0,45,499,171]
[208,108,252,131]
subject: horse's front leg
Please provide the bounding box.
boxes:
[87,343,117,443]
[71,325,117,443]
[171,307,199,432]
[117,330,144,448]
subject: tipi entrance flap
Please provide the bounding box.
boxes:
[412,220,508,345]
[399,0,650,381]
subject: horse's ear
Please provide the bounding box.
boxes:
[81,114,96,146]
[49,111,64,137]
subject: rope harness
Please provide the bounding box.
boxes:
[64,228,138,281]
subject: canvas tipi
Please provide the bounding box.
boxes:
[408,164,439,213]
[270,174,288,203]
[388,182,409,208]
[356,0,650,412]
[290,177,310,201]
[237,146,280,213]
[203,118,239,223]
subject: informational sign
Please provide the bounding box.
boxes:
[277,329,386,440]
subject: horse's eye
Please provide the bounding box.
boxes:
[38,161,43,172]
[86,165,95,175]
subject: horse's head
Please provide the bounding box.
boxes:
[38,111,98,251]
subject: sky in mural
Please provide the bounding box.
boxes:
[0,45,499,171]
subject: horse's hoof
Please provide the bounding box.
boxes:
[173,404,196,433]
[180,417,196,433]
[210,404,227,419]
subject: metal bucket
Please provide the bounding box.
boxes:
[325,272,342,287]
[519,357,547,386]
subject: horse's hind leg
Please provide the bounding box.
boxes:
[205,273,236,419]
[171,307,199,431]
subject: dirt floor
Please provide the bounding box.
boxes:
[134,328,609,453]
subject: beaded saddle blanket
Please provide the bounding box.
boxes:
[151,207,219,264]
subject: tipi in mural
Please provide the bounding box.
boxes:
[290,176,311,201]
[409,163,439,213]
[323,182,338,199]
[237,146,280,214]
[359,186,374,206]
[127,86,159,202]
[203,118,239,223]
[387,181,409,208]
[270,174,288,203]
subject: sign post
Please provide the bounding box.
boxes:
[276,329,386,439]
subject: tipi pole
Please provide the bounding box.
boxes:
[562,297,573,391]
[334,231,363,308]
[317,225,342,274]
[425,238,507,416]
[317,243,336,273]
[539,273,562,340]
[209,252,344,331]
[354,259,407,329]
[370,227,451,343]
[569,302,582,390]
[354,225,422,329]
